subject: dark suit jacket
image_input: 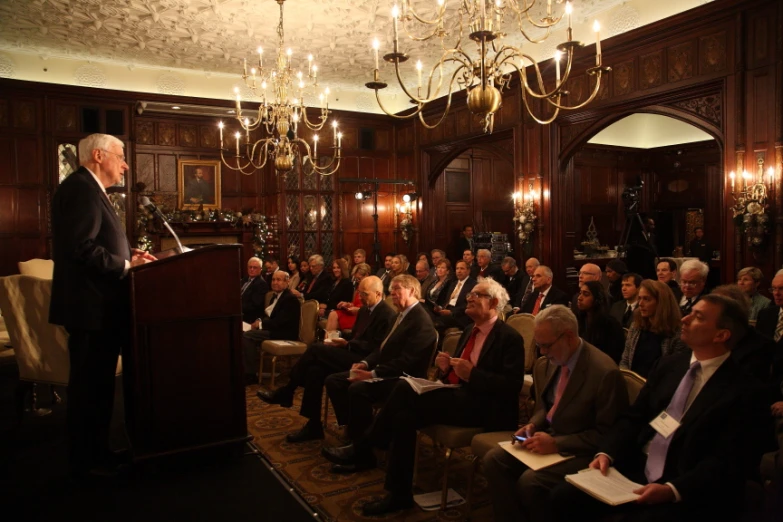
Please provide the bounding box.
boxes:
[439,320,526,432]
[364,303,437,379]
[520,285,571,314]
[530,342,628,457]
[601,353,765,511]
[50,167,131,331]
[347,300,397,357]
[263,289,300,340]
[512,274,534,309]
[753,305,783,401]
[457,236,474,258]
[303,269,332,303]
[609,300,636,328]
[476,263,504,282]
[440,277,478,326]
[419,274,437,298]
[323,278,354,311]
[578,312,626,363]
[241,276,270,323]
[666,280,683,301]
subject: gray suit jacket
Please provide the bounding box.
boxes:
[529,342,628,457]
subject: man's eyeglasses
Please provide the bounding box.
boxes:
[680,280,702,287]
[466,291,492,300]
[101,149,126,162]
[535,332,565,351]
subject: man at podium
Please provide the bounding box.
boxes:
[49,133,155,480]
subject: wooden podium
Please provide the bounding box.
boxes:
[124,244,249,460]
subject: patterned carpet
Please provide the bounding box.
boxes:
[245,384,495,521]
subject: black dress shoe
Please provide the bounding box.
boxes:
[361,493,414,516]
[321,443,355,464]
[285,421,324,443]
[330,453,377,474]
[256,388,293,408]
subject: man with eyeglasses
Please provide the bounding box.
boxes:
[519,266,570,315]
[324,279,525,516]
[433,260,477,331]
[482,305,627,522]
[50,133,157,480]
[415,259,436,296]
[571,263,602,314]
[258,276,396,442]
[678,259,709,316]
[241,257,269,326]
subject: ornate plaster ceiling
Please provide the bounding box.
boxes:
[0,0,712,113]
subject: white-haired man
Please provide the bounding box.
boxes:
[49,133,156,479]
[679,259,709,316]
[476,248,504,280]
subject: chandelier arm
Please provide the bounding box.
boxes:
[419,52,472,102]
[299,108,328,131]
[371,89,427,120]
[417,94,455,130]
[220,149,266,175]
[391,51,465,105]
[403,2,448,26]
[545,73,605,111]
[520,89,562,125]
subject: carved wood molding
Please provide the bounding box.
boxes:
[671,95,722,128]
[424,128,516,186]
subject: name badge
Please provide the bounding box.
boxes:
[650,411,680,438]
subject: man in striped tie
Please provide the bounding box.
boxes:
[552,295,767,522]
[482,305,627,522]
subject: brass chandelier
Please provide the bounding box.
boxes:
[366,0,610,133]
[219,0,341,175]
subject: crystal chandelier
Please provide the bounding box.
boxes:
[219,0,341,176]
[728,159,775,246]
[366,0,610,133]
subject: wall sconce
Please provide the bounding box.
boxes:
[396,194,417,245]
[355,190,373,200]
[729,157,773,247]
[513,180,539,244]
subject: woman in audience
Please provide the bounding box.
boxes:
[421,259,453,316]
[383,254,410,294]
[286,255,301,291]
[294,258,311,294]
[325,263,372,333]
[575,281,625,362]
[318,258,354,318]
[620,279,686,377]
[736,266,770,321]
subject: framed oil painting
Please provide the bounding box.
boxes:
[178,159,221,209]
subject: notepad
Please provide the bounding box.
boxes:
[497,440,575,470]
[564,467,642,506]
[400,375,460,395]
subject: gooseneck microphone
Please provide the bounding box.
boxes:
[139,196,187,254]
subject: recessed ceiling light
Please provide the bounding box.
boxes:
[172,106,181,110]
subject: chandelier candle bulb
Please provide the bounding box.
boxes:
[308,54,312,75]
[729,171,735,192]
[243,58,247,76]
[392,5,400,53]
[373,39,380,70]
[768,167,775,187]
[565,2,572,30]
[593,21,601,65]
[218,121,223,146]
[313,134,318,158]
[416,60,423,90]
[555,50,562,82]
[235,132,241,156]
[547,0,552,17]
[257,47,263,68]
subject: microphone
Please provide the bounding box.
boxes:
[139,196,188,254]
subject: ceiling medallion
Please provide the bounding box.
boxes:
[367,0,610,133]
[219,0,341,176]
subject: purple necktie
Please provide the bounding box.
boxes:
[644,360,701,483]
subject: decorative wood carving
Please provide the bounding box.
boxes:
[672,95,722,127]
[13,100,35,129]
[137,121,154,145]
[158,122,176,146]
[55,104,77,131]
[567,75,587,105]
[667,42,694,82]
[699,33,727,74]
[200,126,218,149]
[179,124,197,147]
[640,51,662,89]
[613,61,634,96]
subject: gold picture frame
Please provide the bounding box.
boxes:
[178,159,221,209]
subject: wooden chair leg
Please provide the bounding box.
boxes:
[270,356,278,389]
[440,447,453,510]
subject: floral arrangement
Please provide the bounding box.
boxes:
[513,199,537,244]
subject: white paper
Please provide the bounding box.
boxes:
[565,467,642,506]
[400,375,460,395]
[498,440,575,471]
[242,321,252,332]
[413,489,465,511]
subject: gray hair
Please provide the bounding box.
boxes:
[308,254,325,267]
[477,249,491,259]
[478,277,510,314]
[538,265,554,279]
[390,274,421,299]
[680,259,709,280]
[737,267,763,284]
[248,257,262,267]
[501,256,517,268]
[535,304,579,338]
[271,270,290,281]
[416,260,429,270]
[775,269,783,278]
[78,133,124,163]
[430,249,446,258]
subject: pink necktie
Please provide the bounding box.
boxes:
[546,366,570,423]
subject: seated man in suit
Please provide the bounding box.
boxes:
[753,269,783,407]
[552,295,767,522]
[657,258,683,301]
[463,249,480,279]
[678,259,709,315]
[609,272,641,328]
[375,252,395,279]
[433,260,477,331]
[519,266,571,315]
[571,263,602,314]
[325,278,526,516]
[415,259,436,297]
[429,249,446,277]
[257,276,396,441]
[476,249,504,281]
[241,257,269,325]
[263,257,281,286]
[457,224,475,260]
[512,257,540,312]
[300,254,332,304]
[323,275,437,458]
[500,257,524,306]
[242,271,301,383]
[483,305,628,522]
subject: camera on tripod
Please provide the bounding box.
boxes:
[622,179,644,214]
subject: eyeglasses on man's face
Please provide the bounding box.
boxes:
[466,291,492,300]
[101,149,126,162]
[535,332,566,352]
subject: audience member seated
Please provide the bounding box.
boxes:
[463,249,479,279]
[383,254,409,295]
[576,281,625,363]
[325,278,525,516]
[242,271,301,384]
[421,259,453,316]
[263,256,281,285]
[297,255,332,303]
[620,280,686,378]
[571,263,602,314]
[415,259,436,297]
[317,258,354,319]
[241,257,269,324]
[736,266,770,321]
[609,272,641,328]
[325,263,372,333]
[323,275,437,452]
[605,259,628,304]
[678,259,709,315]
[512,257,540,311]
[552,295,767,522]
[483,305,628,522]
[500,256,524,307]
[657,258,683,301]
[294,258,311,294]
[433,260,477,331]
[352,248,366,268]
[376,252,396,280]
[476,248,504,281]
[753,269,783,406]
[257,276,396,441]
[518,265,570,316]
[457,224,475,259]
[286,255,302,291]
[429,249,446,278]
